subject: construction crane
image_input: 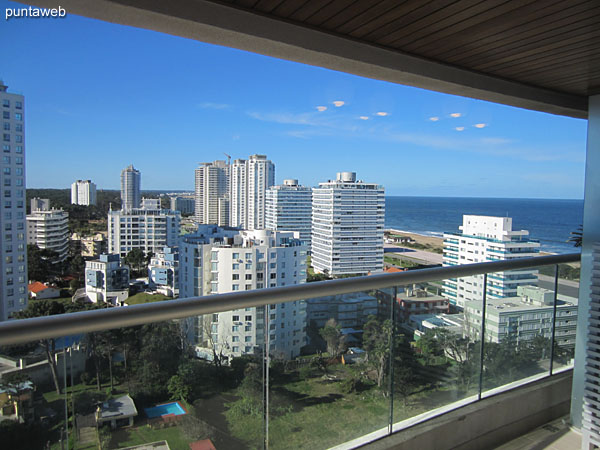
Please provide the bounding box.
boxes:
[224,153,231,166]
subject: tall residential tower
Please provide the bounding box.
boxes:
[266,179,312,247]
[230,154,275,230]
[311,172,385,276]
[71,179,97,206]
[0,81,27,320]
[120,165,141,211]
[194,160,229,226]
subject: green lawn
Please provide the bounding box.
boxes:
[125,293,172,305]
[110,424,191,450]
[384,255,419,268]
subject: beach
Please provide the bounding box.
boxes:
[386,228,444,249]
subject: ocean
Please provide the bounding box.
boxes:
[385,197,583,254]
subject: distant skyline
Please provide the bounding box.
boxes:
[0,0,588,199]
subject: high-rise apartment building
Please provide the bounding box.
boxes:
[179,226,307,360]
[27,209,70,263]
[194,160,229,226]
[230,155,275,230]
[266,179,312,247]
[169,194,195,216]
[30,197,50,212]
[71,179,97,206]
[442,215,540,309]
[246,154,275,230]
[311,172,385,276]
[0,81,27,320]
[230,158,247,229]
[108,201,181,257]
[120,165,141,211]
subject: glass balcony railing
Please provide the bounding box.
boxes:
[0,253,579,450]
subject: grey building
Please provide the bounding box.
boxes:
[0,80,28,320]
[120,165,141,211]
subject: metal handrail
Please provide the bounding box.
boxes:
[0,253,580,346]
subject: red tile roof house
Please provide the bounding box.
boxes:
[27,282,61,300]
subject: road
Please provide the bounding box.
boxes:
[384,244,580,298]
[538,274,580,298]
[384,244,443,265]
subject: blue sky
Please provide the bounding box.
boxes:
[0,1,588,198]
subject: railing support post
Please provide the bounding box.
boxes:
[388,286,397,434]
[549,264,560,375]
[478,274,488,400]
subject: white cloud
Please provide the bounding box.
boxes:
[429,116,439,121]
[333,101,345,107]
[474,123,487,128]
[376,112,389,116]
[455,126,465,131]
[198,102,230,110]
[359,116,369,120]
[450,113,462,118]
[316,106,327,112]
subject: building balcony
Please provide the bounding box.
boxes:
[0,253,582,450]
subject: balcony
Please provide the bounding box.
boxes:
[0,254,581,449]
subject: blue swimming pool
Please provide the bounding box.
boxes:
[144,401,186,418]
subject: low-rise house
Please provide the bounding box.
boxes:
[96,395,137,429]
[397,288,449,323]
[307,292,378,330]
[0,381,35,423]
[71,233,107,259]
[27,282,60,299]
[406,313,465,340]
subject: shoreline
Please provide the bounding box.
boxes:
[386,228,444,248]
[385,228,567,257]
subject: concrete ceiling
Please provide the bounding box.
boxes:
[25,0,598,118]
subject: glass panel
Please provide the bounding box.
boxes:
[0,306,264,450]
[551,261,579,373]
[267,289,393,449]
[479,264,572,395]
[392,278,481,432]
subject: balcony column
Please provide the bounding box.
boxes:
[571,94,600,428]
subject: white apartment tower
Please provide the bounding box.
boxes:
[27,209,70,263]
[194,160,229,226]
[266,179,312,247]
[230,155,275,230]
[0,81,27,320]
[71,179,97,206]
[179,226,307,360]
[311,172,385,276]
[108,201,181,257]
[442,215,540,309]
[230,158,247,229]
[120,165,141,211]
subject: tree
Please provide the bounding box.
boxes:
[125,248,146,275]
[168,374,191,402]
[569,225,583,247]
[27,244,58,282]
[319,318,346,357]
[415,329,445,364]
[14,299,66,394]
[363,317,394,389]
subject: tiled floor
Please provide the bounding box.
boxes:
[494,417,582,450]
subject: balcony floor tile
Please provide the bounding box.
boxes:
[494,416,581,450]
